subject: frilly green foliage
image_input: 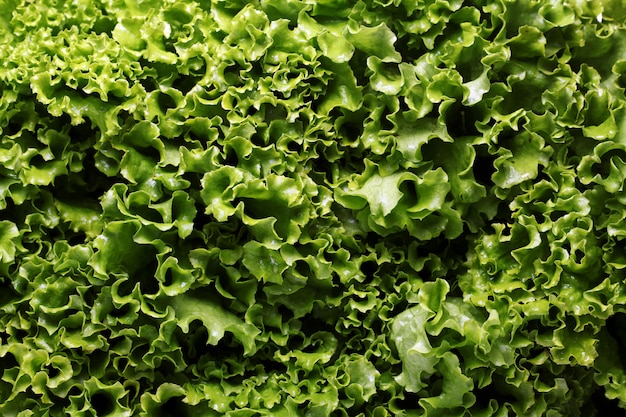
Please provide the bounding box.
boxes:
[1,0,626,415]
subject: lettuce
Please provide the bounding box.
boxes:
[1,0,626,415]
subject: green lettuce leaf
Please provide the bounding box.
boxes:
[2,0,626,415]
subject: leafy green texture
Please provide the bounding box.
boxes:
[1,0,626,415]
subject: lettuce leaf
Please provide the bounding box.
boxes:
[1,0,626,415]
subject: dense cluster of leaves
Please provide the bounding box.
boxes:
[2,0,626,415]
